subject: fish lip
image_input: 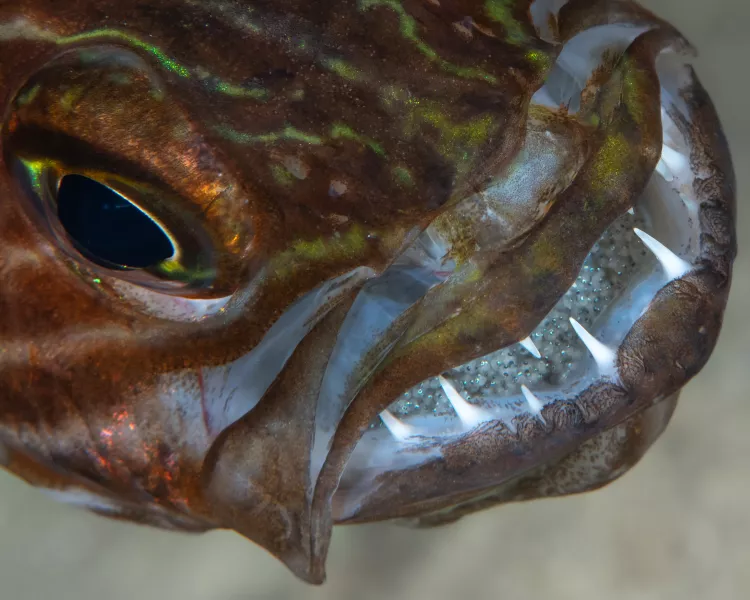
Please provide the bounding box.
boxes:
[329,64,736,525]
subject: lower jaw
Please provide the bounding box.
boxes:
[330,71,728,522]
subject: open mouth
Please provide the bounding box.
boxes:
[338,189,690,520]
[326,16,735,524]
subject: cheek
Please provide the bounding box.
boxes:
[106,279,232,322]
[0,201,123,336]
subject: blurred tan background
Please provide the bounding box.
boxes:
[0,1,747,598]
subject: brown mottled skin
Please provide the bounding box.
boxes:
[0,0,736,584]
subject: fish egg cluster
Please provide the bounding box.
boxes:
[390,210,651,418]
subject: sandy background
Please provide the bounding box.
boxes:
[0,1,747,598]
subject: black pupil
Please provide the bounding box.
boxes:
[57,174,173,269]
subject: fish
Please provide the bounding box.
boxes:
[0,0,736,584]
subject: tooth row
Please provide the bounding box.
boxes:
[380,228,691,441]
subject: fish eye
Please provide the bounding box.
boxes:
[56,174,175,270]
[1,46,254,298]
[5,155,218,292]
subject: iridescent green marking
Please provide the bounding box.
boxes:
[525,49,552,72]
[358,0,498,84]
[60,86,84,112]
[323,58,365,82]
[155,260,215,284]
[587,132,629,203]
[391,166,415,187]
[16,84,41,107]
[277,127,325,145]
[218,121,389,156]
[529,236,562,276]
[214,124,324,146]
[18,159,47,197]
[462,265,483,283]
[273,225,368,279]
[213,81,269,100]
[330,124,385,156]
[186,0,367,91]
[620,57,652,127]
[270,164,296,187]
[57,29,192,77]
[68,31,268,99]
[403,98,496,168]
[381,85,499,173]
[291,237,327,261]
[484,0,528,45]
[3,21,269,102]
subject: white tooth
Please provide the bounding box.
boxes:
[438,375,490,429]
[520,385,546,424]
[568,317,616,375]
[519,336,542,359]
[660,144,688,179]
[627,207,635,216]
[633,228,691,280]
[379,409,416,441]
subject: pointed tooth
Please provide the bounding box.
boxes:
[519,336,542,359]
[627,207,635,216]
[438,375,490,429]
[633,228,691,280]
[568,317,617,375]
[521,385,546,424]
[379,409,416,441]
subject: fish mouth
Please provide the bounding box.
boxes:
[326,33,735,523]
[102,9,733,582]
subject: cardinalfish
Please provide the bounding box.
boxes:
[0,0,736,584]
